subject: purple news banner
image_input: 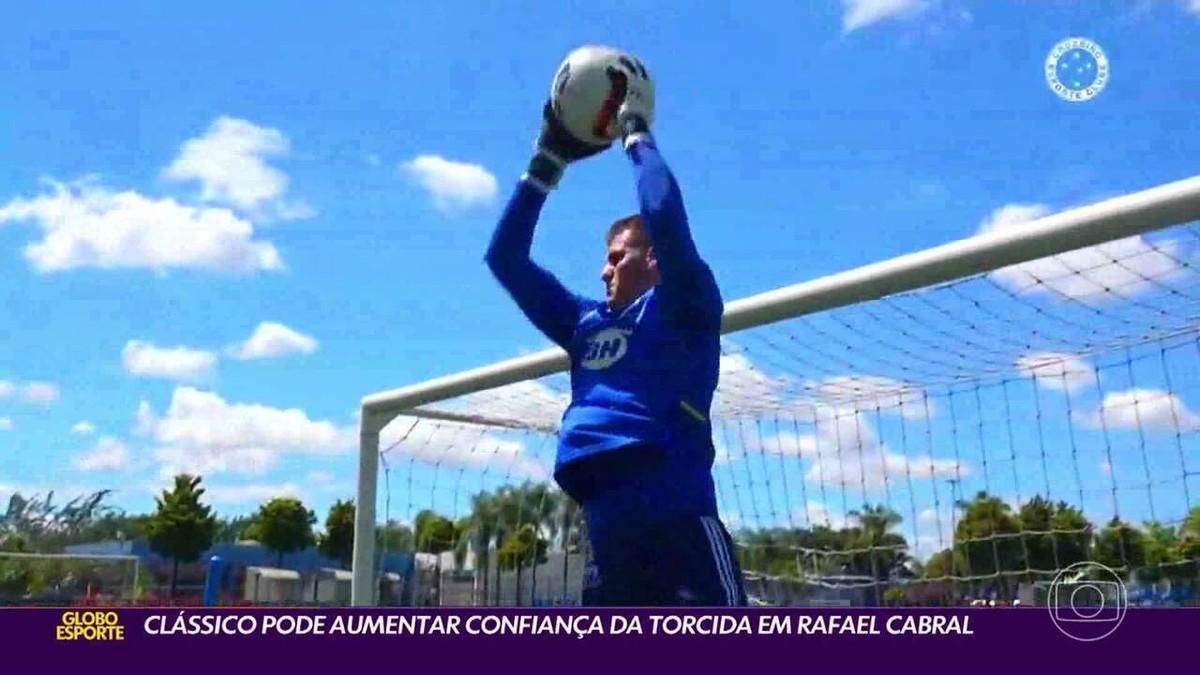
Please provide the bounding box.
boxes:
[7,601,1192,674]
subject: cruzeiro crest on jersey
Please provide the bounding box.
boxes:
[580,327,633,370]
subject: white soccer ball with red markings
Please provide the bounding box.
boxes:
[549,45,655,146]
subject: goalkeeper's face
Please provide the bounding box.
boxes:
[601,227,659,309]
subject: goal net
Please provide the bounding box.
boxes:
[352,176,1200,607]
[0,552,142,606]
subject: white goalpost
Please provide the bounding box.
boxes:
[351,175,1200,607]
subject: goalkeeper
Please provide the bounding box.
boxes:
[485,64,747,607]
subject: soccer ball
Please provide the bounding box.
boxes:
[549,45,654,146]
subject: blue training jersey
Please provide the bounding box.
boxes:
[485,137,724,533]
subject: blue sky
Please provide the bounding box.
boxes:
[2,1,1199,560]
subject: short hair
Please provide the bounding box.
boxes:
[606,214,651,247]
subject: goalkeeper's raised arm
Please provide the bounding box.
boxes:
[617,91,723,330]
[483,103,607,349]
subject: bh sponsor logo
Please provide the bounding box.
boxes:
[581,328,631,370]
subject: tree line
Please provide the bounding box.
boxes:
[0,474,584,601]
[739,491,1200,603]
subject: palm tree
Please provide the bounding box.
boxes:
[462,483,584,605]
[955,491,1023,599]
[466,493,499,605]
[558,494,585,603]
[849,502,902,569]
[848,504,906,582]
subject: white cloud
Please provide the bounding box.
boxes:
[72,421,96,435]
[0,177,284,274]
[0,418,11,431]
[230,321,318,360]
[122,340,218,382]
[715,352,933,422]
[714,350,791,418]
[1186,0,1200,15]
[1077,388,1200,433]
[74,437,130,472]
[163,116,314,220]
[401,155,498,215]
[0,379,60,405]
[910,505,956,559]
[138,387,353,479]
[758,405,964,490]
[713,437,735,465]
[204,482,305,505]
[379,415,548,480]
[840,0,929,32]
[799,501,850,529]
[444,378,571,433]
[305,470,337,487]
[1015,351,1096,393]
[21,381,60,405]
[917,507,940,526]
[978,203,1186,301]
[811,375,932,420]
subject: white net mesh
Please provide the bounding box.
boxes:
[372,219,1200,607]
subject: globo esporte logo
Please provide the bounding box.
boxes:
[56,610,125,641]
[1047,561,1128,641]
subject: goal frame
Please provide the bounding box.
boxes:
[351,174,1200,606]
[0,551,143,603]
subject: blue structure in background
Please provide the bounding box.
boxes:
[68,539,412,576]
[66,538,419,604]
[202,555,225,606]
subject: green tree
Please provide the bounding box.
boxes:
[1175,506,1200,578]
[496,523,548,571]
[846,504,908,580]
[464,492,499,605]
[0,535,32,600]
[377,520,414,553]
[412,509,457,607]
[316,499,355,569]
[458,483,572,605]
[73,512,152,547]
[1140,521,1184,582]
[923,548,958,578]
[214,515,258,543]
[1092,517,1146,576]
[251,497,316,567]
[142,474,218,597]
[1181,505,1200,541]
[955,491,1023,576]
[1017,496,1091,575]
[1,489,120,550]
[413,510,456,556]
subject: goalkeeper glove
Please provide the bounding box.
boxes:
[524,101,609,191]
[606,61,655,149]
